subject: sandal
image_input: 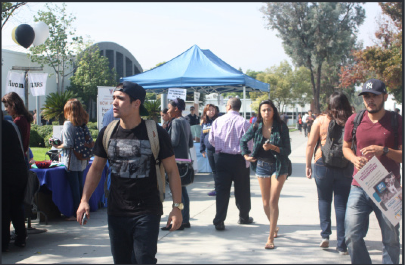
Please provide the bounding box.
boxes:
[265,242,275,249]
[274,227,279,238]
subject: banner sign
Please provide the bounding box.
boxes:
[194,92,200,104]
[167,88,187,101]
[28,73,48,96]
[97,86,115,131]
[6,71,25,99]
[354,156,402,226]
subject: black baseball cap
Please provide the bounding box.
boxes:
[358,79,387,96]
[114,81,149,116]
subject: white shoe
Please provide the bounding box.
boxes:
[338,250,348,255]
[319,238,329,248]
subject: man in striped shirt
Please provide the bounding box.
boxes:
[209,97,253,231]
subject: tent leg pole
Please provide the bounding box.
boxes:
[243,86,246,119]
[161,93,167,123]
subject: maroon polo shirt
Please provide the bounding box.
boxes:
[343,111,403,187]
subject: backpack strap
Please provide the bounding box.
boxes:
[145,120,166,202]
[391,111,399,150]
[102,119,120,199]
[351,110,365,153]
[103,120,120,155]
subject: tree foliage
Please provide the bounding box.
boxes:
[262,2,365,113]
[256,61,312,112]
[41,90,80,125]
[29,3,83,93]
[339,2,402,103]
[1,2,27,29]
[69,42,117,117]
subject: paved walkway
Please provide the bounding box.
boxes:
[2,130,402,264]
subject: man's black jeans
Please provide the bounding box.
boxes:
[108,214,161,264]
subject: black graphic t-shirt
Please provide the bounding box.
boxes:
[93,120,174,216]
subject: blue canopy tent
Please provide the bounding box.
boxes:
[120,44,270,116]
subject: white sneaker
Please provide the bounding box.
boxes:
[338,250,348,255]
[319,238,329,248]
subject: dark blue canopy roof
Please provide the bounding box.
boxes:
[120,45,269,94]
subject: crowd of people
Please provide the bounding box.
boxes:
[1,78,402,264]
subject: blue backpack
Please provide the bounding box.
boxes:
[72,124,95,160]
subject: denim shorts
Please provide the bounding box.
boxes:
[255,160,277,178]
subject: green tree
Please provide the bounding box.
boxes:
[41,90,80,125]
[1,2,27,29]
[29,3,83,93]
[262,2,365,113]
[69,42,117,118]
[143,99,161,122]
[339,2,402,103]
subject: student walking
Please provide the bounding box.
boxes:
[162,98,194,230]
[200,104,219,196]
[342,79,402,264]
[240,99,291,249]
[305,92,354,255]
[76,82,183,264]
[208,97,254,231]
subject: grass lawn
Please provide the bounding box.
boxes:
[31,147,51,161]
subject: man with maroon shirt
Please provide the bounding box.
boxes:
[342,79,402,264]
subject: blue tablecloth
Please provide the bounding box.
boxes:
[194,142,212,173]
[30,159,108,217]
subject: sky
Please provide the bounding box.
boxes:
[2,2,384,73]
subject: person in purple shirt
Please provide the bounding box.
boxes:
[208,97,254,231]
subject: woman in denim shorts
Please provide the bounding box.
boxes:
[240,100,291,250]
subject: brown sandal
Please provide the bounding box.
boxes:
[265,242,275,249]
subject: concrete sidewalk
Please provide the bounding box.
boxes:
[2,131,402,264]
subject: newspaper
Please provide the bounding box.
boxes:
[354,156,402,226]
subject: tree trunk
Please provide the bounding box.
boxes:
[88,98,92,120]
[61,59,65,93]
[307,56,317,113]
[315,63,322,114]
[59,115,64,125]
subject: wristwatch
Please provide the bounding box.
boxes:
[172,202,184,210]
[383,147,389,156]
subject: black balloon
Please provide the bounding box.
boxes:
[15,24,35,49]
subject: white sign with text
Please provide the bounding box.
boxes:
[167,88,187,101]
[6,71,25,99]
[194,92,200,104]
[28,73,48,96]
[97,86,115,131]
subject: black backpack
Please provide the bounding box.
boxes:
[317,119,349,168]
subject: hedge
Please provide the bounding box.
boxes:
[30,123,99,148]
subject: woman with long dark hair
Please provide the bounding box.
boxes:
[200,104,219,196]
[162,98,193,230]
[240,99,291,249]
[2,92,33,166]
[305,92,354,255]
[51,99,90,221]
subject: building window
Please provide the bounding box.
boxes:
[134,65,141,75]
[116,52,123,82]
[125,57,132,77]
[105,50,114,70]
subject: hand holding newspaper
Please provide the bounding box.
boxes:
[353,156,402,226]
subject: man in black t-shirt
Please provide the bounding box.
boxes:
[76,82,183,264]
[186,106,200,126]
